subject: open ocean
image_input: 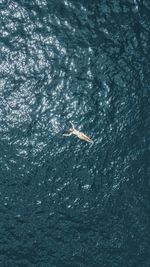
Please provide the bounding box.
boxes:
[0,0,150,266]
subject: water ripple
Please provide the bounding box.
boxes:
[0,0,150,266]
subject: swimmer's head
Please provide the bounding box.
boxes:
[69,128,74,132]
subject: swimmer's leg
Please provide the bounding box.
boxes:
[80,133,94,143]
[84,137,94,143]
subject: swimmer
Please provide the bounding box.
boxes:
[63,123,94,144]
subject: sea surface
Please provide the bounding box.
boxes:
[0,0,150,266]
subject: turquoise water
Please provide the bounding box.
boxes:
[0,0,150,266]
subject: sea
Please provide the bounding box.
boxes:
[0,0,150,266]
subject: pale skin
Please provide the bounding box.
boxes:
[63,123,94,144]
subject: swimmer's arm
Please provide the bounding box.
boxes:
[63,133,72,136]
[70,122,75,129]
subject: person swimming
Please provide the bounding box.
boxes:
[63,123,94,144]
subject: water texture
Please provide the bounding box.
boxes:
[0,0,150,266]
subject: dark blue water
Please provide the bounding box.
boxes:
[0,0,150,266]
